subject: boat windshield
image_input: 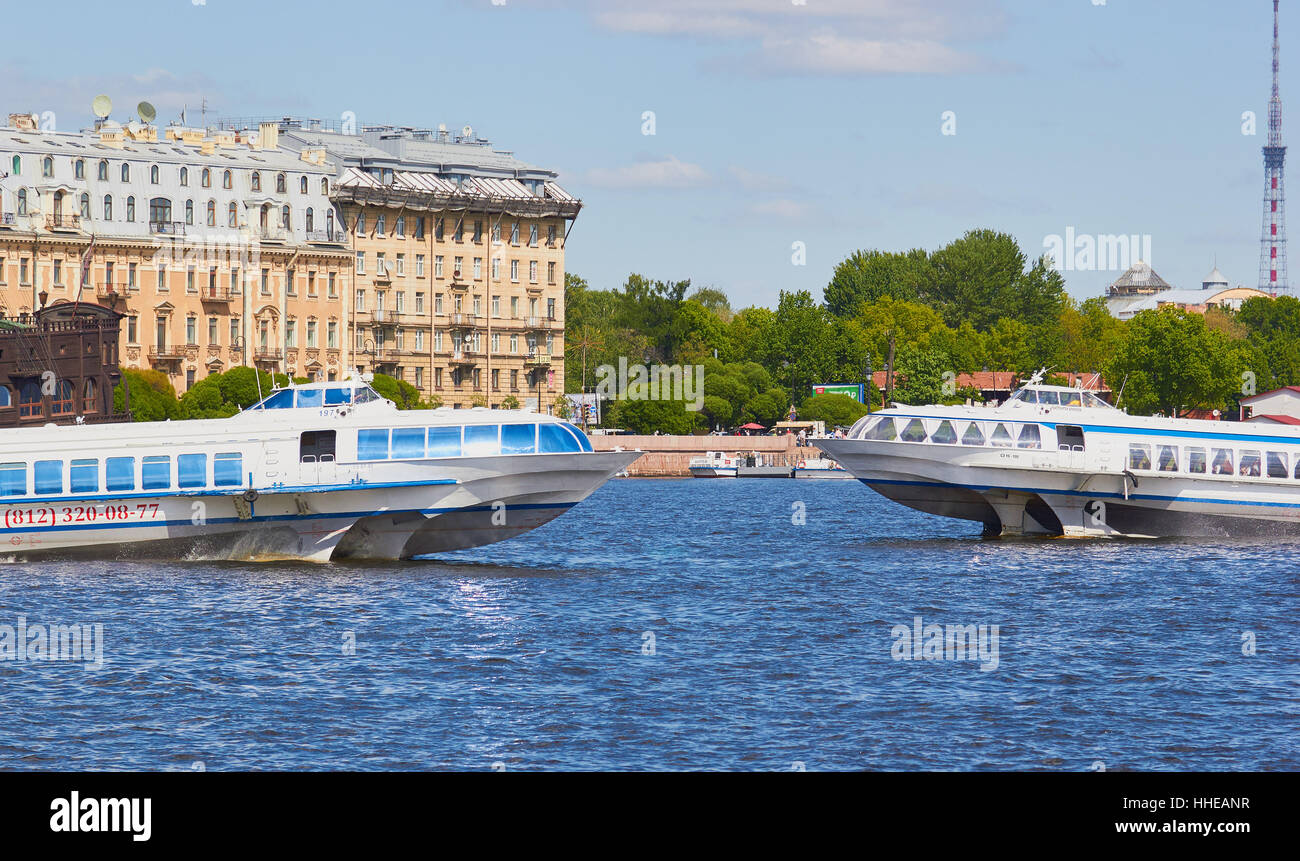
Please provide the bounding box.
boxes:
[1008,387,1112,409]
[250,384,383,410]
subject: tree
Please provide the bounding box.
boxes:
[114,368,179,422]
[891,347,949,406]
[824,248,931,316]
[500,395,520,410]
[371,373,429,409]
[1104,307,1241,416]
[607,398,702,435]
[177,366,289,419]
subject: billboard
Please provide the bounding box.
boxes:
[811,383,864,403]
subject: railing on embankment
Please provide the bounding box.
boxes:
[589,434,828,477]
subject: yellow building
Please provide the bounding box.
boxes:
[0,114,352,390]
[273,122,581,411]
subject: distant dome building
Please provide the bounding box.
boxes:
[1106,261,1172,298]
[1106,261,1272,320]
[1202,266,1230,291]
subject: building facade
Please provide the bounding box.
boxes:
[0,115,352,392]
[269,121,580,411]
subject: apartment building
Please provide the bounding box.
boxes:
[0,114,352,392]
[270,121,580,411]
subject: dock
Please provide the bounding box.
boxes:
[589,433,824,477]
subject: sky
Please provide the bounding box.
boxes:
[0,0,1291,309]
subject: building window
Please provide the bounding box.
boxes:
[179,166,187,186]
[208,316,218,344]
[120,163,129,182]
[287,268,296,296]
[251,171,261,191]
[415,292,425,313]
[151,165,160,184]
[454,220,464,242]
[228,201,238,227]
[435,218,444,240]
[529,260,538,283]
[223,169,232,189]
[281,205,291,229]
[396,216,405,237]
[102,194,112,220]
[206,199,216,226]
[415,216,425,239]
[299,175,308,194]
[80,193,90,218]
[17,189,27,216]
[53,259,62,286]
[356,289,365,311]
[376,214,386,236]
[327,321,338,348]
[74,159,85,179]
[510,260,519,282]
[42,157,53,178]
[306,319,317,347]
[328,272,337,297]
[529,224,538,246]
[547,261,556,284]
[396,254,405,276]
[261,269,270,293]
[201,168,211,188]
[286,319,297,349]
[97,159,108,180]
[547,224,557,246]
[510,222,519,245]
[357,212,366,234]
[128,316,138,342]
[186,315,197,345]
[355,252,365,274]
[321,177,328,195]
[126,196,136,222]
[305,207,314,232]
[276,173,286,193]
[185,199,194,225]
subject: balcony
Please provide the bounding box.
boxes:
[306,230,348,245]
[524,315,560,330]
[0,212,16,228]
[46,214,81,231]
[448,313,480,328]
[258,226,289,243]
[199,287,235,303]
[254,347,284,362]
[95,283,127,301]
[448,351,478,365]
[524,352,552,366]
[149,221,186,236]
[370,309,396,324]
[148,345,185,361]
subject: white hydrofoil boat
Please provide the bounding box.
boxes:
[817,371,1300,538]
[0,377,640,561]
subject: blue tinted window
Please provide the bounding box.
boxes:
[0,463,26,497]
[214,453,242,487]
[70,459,98,493]
[296,389,324,408]
[261,389,294,409]
[142,455,171,490]
[324,388,352,405]
[106,457,135,491]
[34,460,63,494]
[391,428,426,459]
[463,424,500,457]
[561,423,593,452]
[357,429,390,460]
[539,423,581,453]
[178,453,207,488]
[427,426,461,457]
[501,424,537,454]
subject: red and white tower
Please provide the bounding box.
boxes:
[1261,0,1288,293]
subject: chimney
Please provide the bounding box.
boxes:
[258,121,279,151]
[8,113,37,131]
[300,147,326,166]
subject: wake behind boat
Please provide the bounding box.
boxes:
[0,376,640,562]
[818,371,1300,538]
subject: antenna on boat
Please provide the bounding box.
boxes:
[254,367,265,408]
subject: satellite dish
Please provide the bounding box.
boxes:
[461,125,473,139]
[137,101,156,124]
[92,95,112,119]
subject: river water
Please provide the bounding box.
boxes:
[1,478,1295,770]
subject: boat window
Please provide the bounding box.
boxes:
[990,423,1014,448]
[1267,451,1288,479]
[300,431,336,463]
[1128,444,1152,470]
[899,419,928,443]
[1017,425,1041,449]
[1008,390,1029,404]
[354,386,381,404]
[931,421,958,444]
[1186,447,1206,474]
[865,417,897,441]
[1157,445,1179,472]
[296,388,324,408]
[142,455,171,490]
[539,423,582,453]
[1239,450,1262,477]
[0,462,25,497]
[391,427,426,459]
[560,422,593,452]
[1083,392,1109,408]
[1039,390,1060,406]
[324,387,353,406]
[34,460,62,494]
[260,389,295,409]
[214,453,243,487]
[1057,425,1085,451]
[427,427,463,458]
[464,424,501,457]
[502,424,538,454]
[1062,392,1083,407]
[70,459,99,493]
[961,422,985,446]
[358,429,390,460]
[1211,448,1234,475]
[848,414,874,439]
[106,457,135,491]
[178,454,207,489]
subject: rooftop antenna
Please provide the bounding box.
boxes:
[91,94,112,129]
[137,101,156,125]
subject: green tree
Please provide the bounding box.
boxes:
[1104,307,1240,416]
[114,367,180,422]
[824,248,932,316]
[371,373,429,409]
[891,347,949,406]
[799,393,870,427]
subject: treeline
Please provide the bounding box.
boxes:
[565,228,1300,432]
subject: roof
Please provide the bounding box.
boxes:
[1241,385,1300,403]
[279,127,550,178]
[1108,260,1173,293]
[1203,266,1230,287]
[1250,414,1300,425]
[869,370,1109,393]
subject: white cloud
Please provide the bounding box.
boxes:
[584,156,711,189]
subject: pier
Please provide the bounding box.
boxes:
[589,434,824,477]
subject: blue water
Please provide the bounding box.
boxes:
[1,478,1296,771]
